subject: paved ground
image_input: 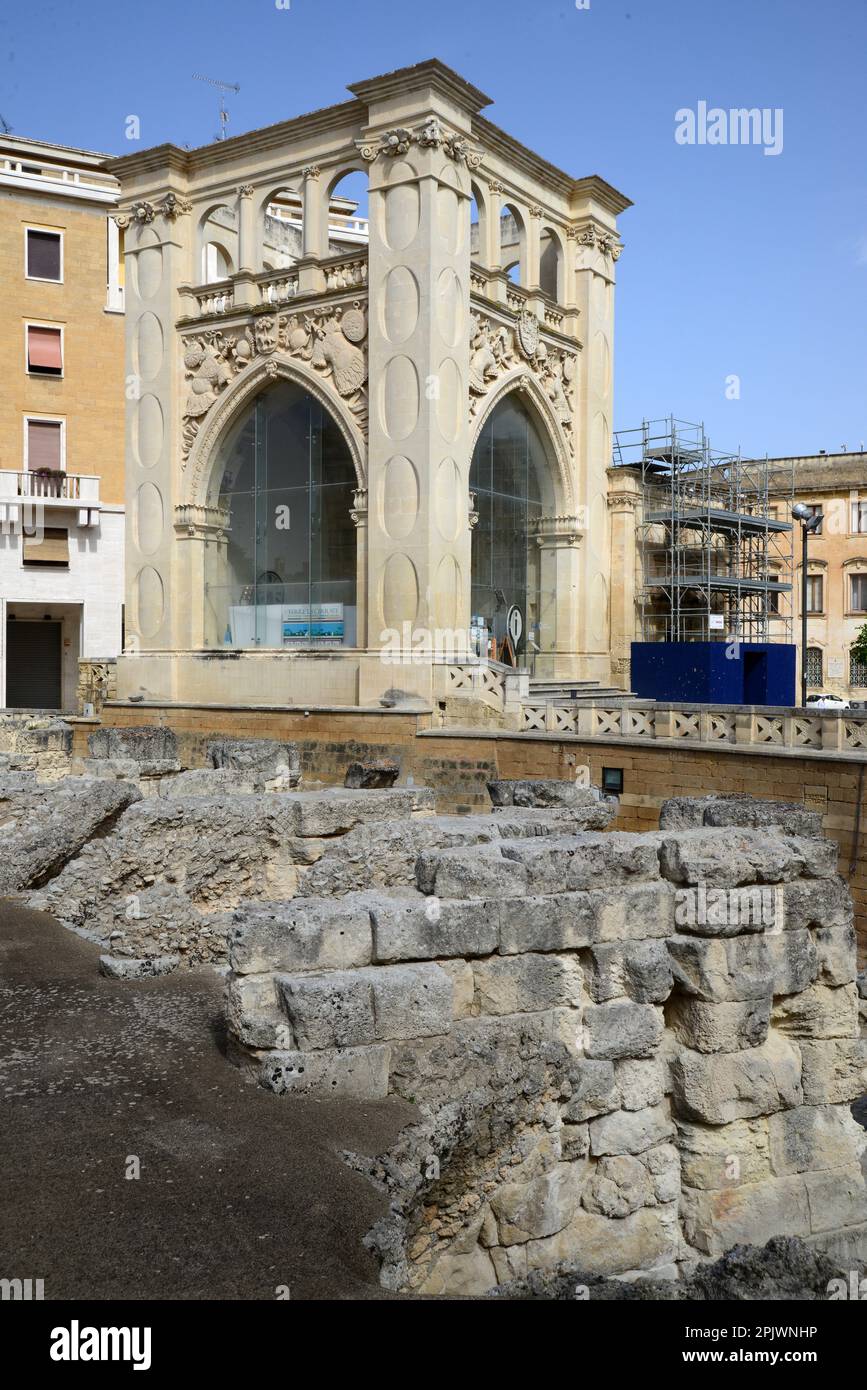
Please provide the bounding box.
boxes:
[0,902,415,1301]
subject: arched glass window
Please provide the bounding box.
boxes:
[205,380,357,648]
[470,393,555,663]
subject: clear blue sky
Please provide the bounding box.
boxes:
[4,0,865,460]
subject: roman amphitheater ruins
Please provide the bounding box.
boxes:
[4,714,866,1296]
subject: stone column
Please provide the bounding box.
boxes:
[536,517,583,679]
[607,468,642,690]
[571,216,623,687]
[297,164,325,295]
[234,184,257,307]
[118,194,192,697]
[351,488,368,649]
[362,118,474,698]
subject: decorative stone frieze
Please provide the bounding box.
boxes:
[469,307,577,435]
[181,301,369,460]
[359,116,480,167]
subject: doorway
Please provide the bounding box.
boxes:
[6,620,62,709]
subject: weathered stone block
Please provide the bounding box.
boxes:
[784,836,838,879]
[371,895,498,963]
[490,1162,587,1244]
[768,1105,866,1176]
[98,953,179,980]
[472,954,582,1016]
[289,787,433,837]
[89,726,178,762]
[668,996,771,1054]
[488,779,604,809]
[592,881,677,942]
[560,1058,618,1122]
[436,959,475,1018]
[671,882,782,937]
[584,1000,664,1060]
[671,1031,802,1124]
[772,982,859,1040]
[659,828,804,889]
[813,922,857,987]
[676,1117,771,1190]
[259,1045,390,1098]
[498,893,594,955]
[781,876,853,934]
[499,833,659,893]
[586,940,673,1005]
[226,973,283,1048]
[803,1166,867,1234]
[643,1142,681,1205]
[798,1038,867,1104]
[344,758,399,789]
[229,894,374,975]
[681,1174,810,1256]
[667,934,773,1002]
[766,928,818,997]
[659,794,822,837]
[276,963,452,1049]
[588,1104,676,1157]
[582,1154,653,1218]
[523,1204,679,1278]
[615,1057,666,1111]
[415,846,527,898]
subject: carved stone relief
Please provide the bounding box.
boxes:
[181,303,368,462]
[468,308,577,436]
[359,117,481,168]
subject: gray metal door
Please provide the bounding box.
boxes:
[6,620,62,709]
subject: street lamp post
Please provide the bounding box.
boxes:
[792,503,823,708]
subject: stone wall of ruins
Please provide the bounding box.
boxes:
[227,791,867,1294]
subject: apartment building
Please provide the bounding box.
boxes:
[769,452,867,700]
[0,134,124,710]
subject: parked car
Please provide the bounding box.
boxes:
[806,693,850,710]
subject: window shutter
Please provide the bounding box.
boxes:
[23,526,69,565]
[27,230,61,280]
[27,326,63,371]
[27,420,62,471]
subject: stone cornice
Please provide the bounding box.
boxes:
[106,98,366,182]
[347,59,492,116]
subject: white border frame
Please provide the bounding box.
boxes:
[24,224,64,284]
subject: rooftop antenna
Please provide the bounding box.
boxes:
[192,74,240,142]
[0,113,12,134]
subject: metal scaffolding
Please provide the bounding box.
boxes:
[613,417,794,644]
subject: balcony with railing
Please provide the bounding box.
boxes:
[0,470,100,507]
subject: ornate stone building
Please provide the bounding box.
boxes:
[110,61,630,707]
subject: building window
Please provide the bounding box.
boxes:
[25,228,62,282]
[851,499,867,534]
[25,417,65,474]
[26,324,63,376]
[22,526,69,566]
[805,647,823,686]
[850,652,867,687]
[850,574,867,613]
[805,574,823,613]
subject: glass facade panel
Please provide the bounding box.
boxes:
[470,394,553,662]
[205,381,357,648]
